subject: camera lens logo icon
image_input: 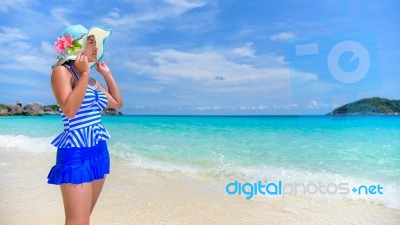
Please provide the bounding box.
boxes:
[327,40,370,84]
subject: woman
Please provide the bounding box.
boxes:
[47,24,123,225]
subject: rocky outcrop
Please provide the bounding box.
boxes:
[0,101,122,116]
[0,107,10,116]
[0,101,23,116]
[7,101,23,115]
[102,107,123,116]
[44,105,60,115]
[22,103,44,116]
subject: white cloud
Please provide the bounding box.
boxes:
[307,100,330,109]
[237,26,263,39]
[50,8,72,27]
[102,0,210,29]
[0,27,54,75]
[123,103,323,114]
[0,0,28,13]
[41,41,55,56]
[0,73,43,87]
[290,70,318,81]
[122,47,320,100]
[270,32,294,41]
[196,106,223,111]
[15,55,53,75]
[0,26,27,44]
[162,0,208,14]
[125,48,287,84]
[231,42,256,58]
[109,10,120,19]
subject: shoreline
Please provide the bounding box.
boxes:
[0,147,399,224]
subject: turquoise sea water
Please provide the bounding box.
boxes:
[1,115,399,208]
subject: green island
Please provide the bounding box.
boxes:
[329,97,400,115]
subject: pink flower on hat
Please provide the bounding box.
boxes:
[55,35,71,53]
[63,35,73,49]
[54,34,82,56]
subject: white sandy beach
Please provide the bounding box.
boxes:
[0,147,399,225]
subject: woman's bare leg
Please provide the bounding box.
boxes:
[60,183,92,225]
[91,177,106,214]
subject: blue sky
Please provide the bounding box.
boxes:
[0,0,399,115]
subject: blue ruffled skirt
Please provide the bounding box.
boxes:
[47,140,110,185]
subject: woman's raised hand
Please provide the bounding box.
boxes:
[95,61,111,77]
[74,53,90,76]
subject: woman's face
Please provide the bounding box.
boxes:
[84,35,98,62]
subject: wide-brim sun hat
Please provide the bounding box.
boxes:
[53,24,111,68]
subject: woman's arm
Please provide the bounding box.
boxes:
[51,54,90,118]
[95,61,123,109]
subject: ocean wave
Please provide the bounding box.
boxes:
[110,144,200,176]
[108,144,400,211]
[0,134,56,152]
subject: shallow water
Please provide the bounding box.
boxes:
[1,115,399,210]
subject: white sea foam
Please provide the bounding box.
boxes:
[108,144,400,211]
[110,150,199,176]
[0,134,56,152]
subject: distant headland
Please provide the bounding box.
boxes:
[328,97,400,115]
[2,97,399,116]
[0,101,122,116]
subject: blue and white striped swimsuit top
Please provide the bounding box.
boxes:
[51,65,110,148]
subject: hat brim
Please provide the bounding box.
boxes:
[54,26,111,69]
